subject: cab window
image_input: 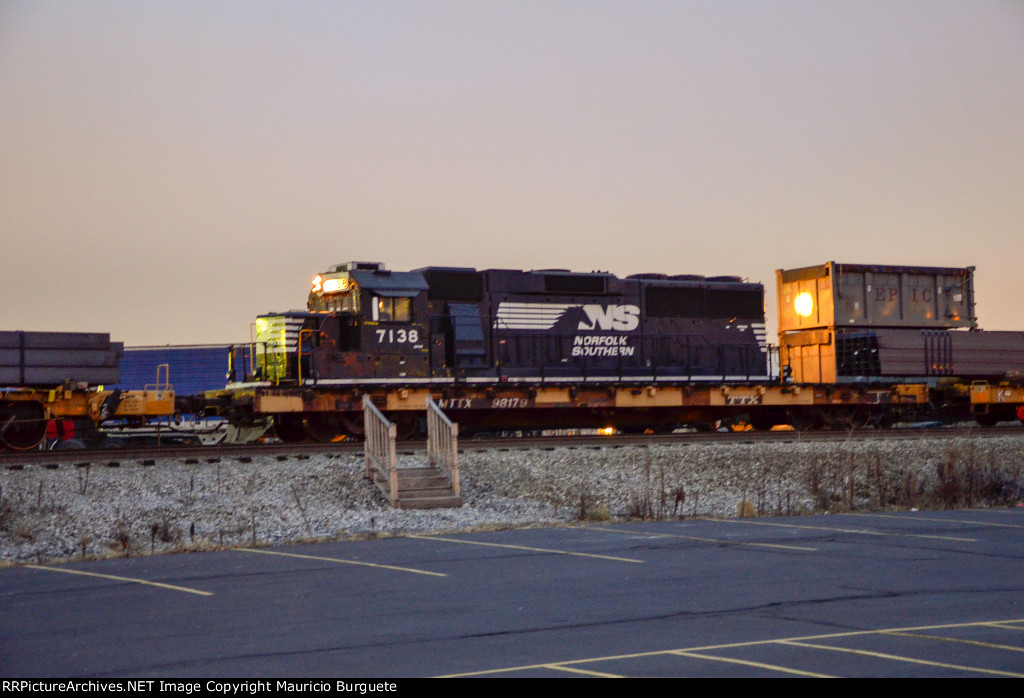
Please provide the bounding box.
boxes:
[374,296,411,322]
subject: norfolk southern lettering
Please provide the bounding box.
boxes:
[571,335,635,357]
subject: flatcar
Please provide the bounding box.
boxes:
[775,262,1024,426]
[200,259,1024,441]
[0,331,175,451]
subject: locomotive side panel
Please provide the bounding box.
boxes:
[486,269,641,379]
[281,262,770,385]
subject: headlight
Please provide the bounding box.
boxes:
[323,278,348,293]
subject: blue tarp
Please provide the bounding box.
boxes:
[113,345,231,395]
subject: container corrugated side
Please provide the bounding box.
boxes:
[777,262,976,333]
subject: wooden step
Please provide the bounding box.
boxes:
[374,465,462,509]
[395,491,464,507]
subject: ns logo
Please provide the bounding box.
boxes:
[577,304,641,331]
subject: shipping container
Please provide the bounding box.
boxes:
[781,328,1024,383]
[777,262,976,333]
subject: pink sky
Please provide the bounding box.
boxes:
[2,1,1021,345]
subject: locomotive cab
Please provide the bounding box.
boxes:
[305,262,431,380]
[308,262,368,354]
[252,262,432,383]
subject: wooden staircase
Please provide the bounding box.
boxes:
[363,395,462,510]
[381,464,462,510]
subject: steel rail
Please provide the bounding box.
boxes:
[2,424,1020,469]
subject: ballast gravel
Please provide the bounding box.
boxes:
[1,434,1022,564]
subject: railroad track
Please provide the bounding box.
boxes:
[2,424,1019,469]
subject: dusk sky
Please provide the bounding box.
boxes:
[2,1,1022,346]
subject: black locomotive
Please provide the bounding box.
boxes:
[248,261,768,386]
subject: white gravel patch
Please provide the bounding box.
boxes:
[2,434,1022,564]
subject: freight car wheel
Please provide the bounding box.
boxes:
[974,412,998,427]
[273,414,307,443]
[0,401,48,451]
[785,408,823,432]
[749,410,783,431]
[304,414,344,443]
[822,407,870,431]
[391,414,418,441]
[339,414,365,439]
[872,411,897,430]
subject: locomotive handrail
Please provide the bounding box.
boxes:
[362,394,398,505]
[248,322,259,383]
[297,329,316,385]
[426,396,459,498]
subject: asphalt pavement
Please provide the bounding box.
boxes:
[2,510,1023,677]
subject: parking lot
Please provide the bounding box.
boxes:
[2,510,1023,677]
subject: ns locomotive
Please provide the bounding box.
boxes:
[229,261,769,439]
[263,261,767,382]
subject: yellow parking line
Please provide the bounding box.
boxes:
[406,534,643,563]
[435,617,1024,677]
[779,640,1024,677]
[983,621,1024,631]
[784,618,1024,641]
[26,564,212,596]
[722,518,976,542]
[543,664,624,677]
[885,630,1024,652]
[236,548,446,577]
[437,653,664,678]
[587,525,816,552]
[667,650,834,677]
[848,512,1024,530]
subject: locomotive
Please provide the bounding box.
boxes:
[228,262,776,439]
[255,261,768,383]
[211,259,1024,441]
